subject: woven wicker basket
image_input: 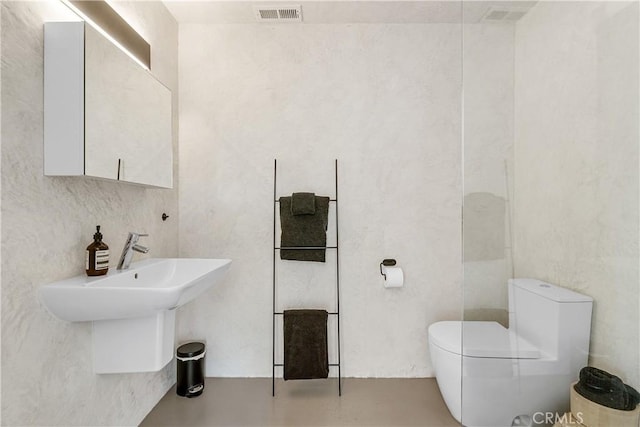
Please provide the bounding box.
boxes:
[570,381,640,427]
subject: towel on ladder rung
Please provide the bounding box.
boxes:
[279,195,330,262]
[283,309,329,380]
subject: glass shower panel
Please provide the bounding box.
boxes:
[462,2,515,329]
[462,1,639,426]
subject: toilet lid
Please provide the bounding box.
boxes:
[429,321,540,359]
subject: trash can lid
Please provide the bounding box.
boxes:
[177,342,205,358]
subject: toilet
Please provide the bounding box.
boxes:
[428,278,593,427]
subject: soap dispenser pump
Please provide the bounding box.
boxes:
[86,225,109,276]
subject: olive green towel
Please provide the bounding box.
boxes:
[575,367,640,410]
[291,192,316,215]
[283,309,329,380]
[279,195,329,262]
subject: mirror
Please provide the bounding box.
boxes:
[44,22,173,189]
[84,25,172,188]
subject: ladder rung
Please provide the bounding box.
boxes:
[275,199,337,202]
[274,312,338,315]
[273,363,340,367]
[276,246,337,250]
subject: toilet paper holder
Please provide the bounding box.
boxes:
[380,259,397,279]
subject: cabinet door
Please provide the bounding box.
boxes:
[84,24,173,188]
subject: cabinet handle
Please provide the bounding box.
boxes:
[117,158,122,180]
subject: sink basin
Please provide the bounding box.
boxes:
[39,257,231,373]
[39,258,232,322]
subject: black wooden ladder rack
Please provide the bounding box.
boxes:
[272,159,342,396]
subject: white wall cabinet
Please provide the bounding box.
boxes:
[44,22,173,189]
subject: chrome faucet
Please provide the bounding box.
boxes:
[117,232,149,270]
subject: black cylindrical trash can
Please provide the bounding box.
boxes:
[176,342,205,398]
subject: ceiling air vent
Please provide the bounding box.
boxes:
[254,5,303,22]
[481,6,529,22]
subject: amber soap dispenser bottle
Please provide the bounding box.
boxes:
[86,225,109,276]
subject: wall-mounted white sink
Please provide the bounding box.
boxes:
[39,258,231,374]
[39,258,232,322]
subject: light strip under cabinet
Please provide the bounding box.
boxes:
[60,0,150,70]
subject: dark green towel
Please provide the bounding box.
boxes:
[575,367,640,410]
[283,309,329,380]
[279,196,329,262]
[291,192,316,215]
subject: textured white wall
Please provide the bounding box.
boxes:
[177,23,463,378]
[514,1,639,388]
[1,1,179,425]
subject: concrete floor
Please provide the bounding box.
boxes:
[140,378,459,427]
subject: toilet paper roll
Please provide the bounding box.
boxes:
[383,267,404,288]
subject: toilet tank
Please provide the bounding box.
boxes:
[508,279,593,368]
